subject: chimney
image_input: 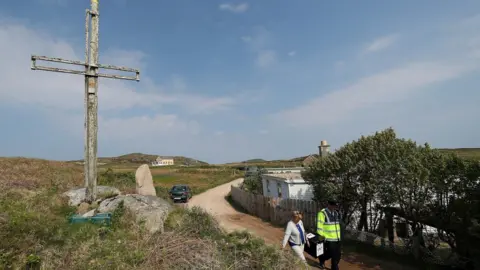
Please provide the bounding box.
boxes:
[318,140,330,157]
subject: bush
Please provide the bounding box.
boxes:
[154,186,171,200]
[98,168,135,186]
[303,128,480,267]
[0,157,301,269]
[163,206,301,269]
[241,169,265,194]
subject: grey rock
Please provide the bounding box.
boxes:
[77,202,90,214]
[82,209,96,217]
[63,186,121,206]
[135,164,156,196]
[98,194,172,234]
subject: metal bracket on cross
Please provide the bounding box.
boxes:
[30,55,140,81]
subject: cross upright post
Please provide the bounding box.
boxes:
[30,0,140,203]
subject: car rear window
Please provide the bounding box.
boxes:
[172,186,187,191]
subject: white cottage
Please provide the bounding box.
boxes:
[261,173,314,200]
[264,167,304,174]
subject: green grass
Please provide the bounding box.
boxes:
[70,153,209,167]
[152,174,178,184]
[439,148,480,161]
[150,167,241,195]
[0,157,301,270]
[95,164,241,198]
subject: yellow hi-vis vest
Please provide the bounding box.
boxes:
[317,208,341,242]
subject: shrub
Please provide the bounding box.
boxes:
[303,128,480,267]
[241,169,265,194]
[0,161,300,269]
[98,168,135,188]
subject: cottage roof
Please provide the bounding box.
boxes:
[302,154,318,167]
[264,173,303,181]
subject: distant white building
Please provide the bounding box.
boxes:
[264,167,304,174]
[261,173,314,201]
[151,156,174,167]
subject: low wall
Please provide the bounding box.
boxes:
[231,185,320,230]
[230,185,459,267]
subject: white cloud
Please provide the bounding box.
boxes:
[364,34,399,53]
[288,51,296,57]
[271,17,480,130]
[219,3,249,13]
[242,27,277,68]
[272,61,477,127]
[0,18,239,161]
[0,21,235,115]
[99,114,200,141]
[241,27,271,51]
[256,50,277,68]
[171,75,187,91]
[101,48,147,71]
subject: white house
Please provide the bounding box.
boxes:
[264,167,304,174]
[261,173,314,200]
[151,156,174,167]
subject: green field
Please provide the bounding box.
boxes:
[0,157,297,269]
[439,148,480,161]
[95,164,241,197]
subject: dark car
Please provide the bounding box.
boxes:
[169,184,192,203]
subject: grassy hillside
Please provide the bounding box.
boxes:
[0,157,298,269]
[70,153,208,166]
[241,158,267,163]
[226,148,480,168]
[439,148,480,161]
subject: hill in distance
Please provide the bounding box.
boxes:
[229,148,480,167]
[241,158,268,163]
[72,153,208,165]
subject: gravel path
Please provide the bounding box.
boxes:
[188,178,414,270]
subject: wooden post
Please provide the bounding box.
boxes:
[30,0,141,202]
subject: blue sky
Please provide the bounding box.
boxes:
[1,0,479,164]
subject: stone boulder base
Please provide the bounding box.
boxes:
[63,186,121,206]
[98,194,172,234]
[135,164,157,196]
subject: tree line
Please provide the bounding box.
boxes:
[302,128,480,267]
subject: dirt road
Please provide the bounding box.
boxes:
[188,178,412,270]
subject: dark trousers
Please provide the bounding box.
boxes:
[318,241,341,270]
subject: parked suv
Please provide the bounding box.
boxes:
[169,184,192,203]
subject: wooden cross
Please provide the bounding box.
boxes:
[30,0,140,202]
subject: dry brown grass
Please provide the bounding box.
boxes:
[0,157,301,270]
[0,157,83,191]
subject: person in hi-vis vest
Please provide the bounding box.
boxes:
[317,200,342,270]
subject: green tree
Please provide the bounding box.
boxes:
[303,127,480,266]
[242,169,266,195]
[303,128,403,231]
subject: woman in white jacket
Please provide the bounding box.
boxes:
[282,210,309,265]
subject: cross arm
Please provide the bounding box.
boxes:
[31,55,140,81]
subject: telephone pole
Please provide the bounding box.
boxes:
[30,0,140,202]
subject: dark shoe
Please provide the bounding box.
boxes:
[318,264,326,269]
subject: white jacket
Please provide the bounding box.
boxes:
[282,220,307,248]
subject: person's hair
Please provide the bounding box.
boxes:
[327,200,338,207]
[292,210,302,218]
